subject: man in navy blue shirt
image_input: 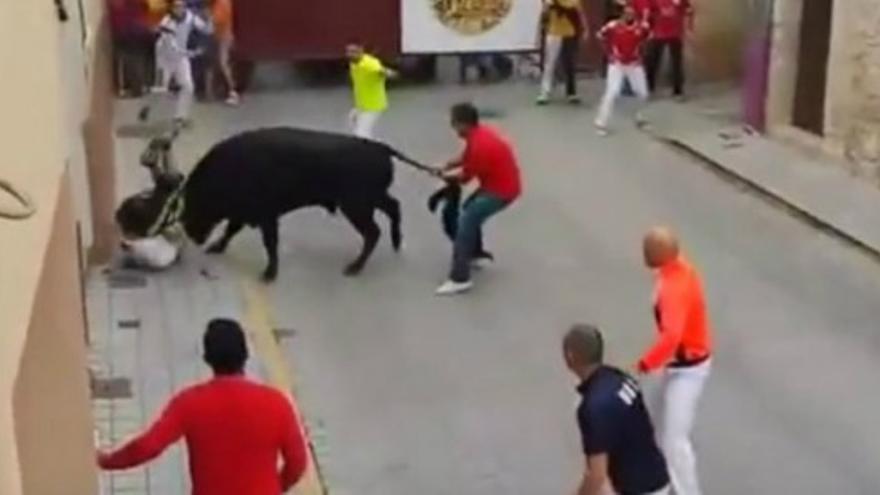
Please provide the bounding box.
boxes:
[563,324,670,495]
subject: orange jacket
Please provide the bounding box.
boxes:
[639,255,712,372]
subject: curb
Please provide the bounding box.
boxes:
[654,134,880,264]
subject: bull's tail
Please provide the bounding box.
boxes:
[383,144,436,174]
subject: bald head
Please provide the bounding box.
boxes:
[643,226,680,268]
[563,324,604,373]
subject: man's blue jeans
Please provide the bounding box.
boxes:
[450,192,510,283]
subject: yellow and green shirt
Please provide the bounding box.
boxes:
[545,0,583,38]
[350,54,388,113]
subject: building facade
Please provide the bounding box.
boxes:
[0,0,116,492]
[767,0,880,177]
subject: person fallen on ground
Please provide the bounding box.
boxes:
[434,102,522,296]
[427,179,494,262]
[346,43,397,140]
[594,4,651,136]
[644,0,694,100]
[636,226,713,495]
[563,324,671,495]
[536,0,589,105]
[97,318,310,495]
[139,0,213,128]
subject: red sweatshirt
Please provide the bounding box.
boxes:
[650,0,693,40]
[460,125,522,202]
[639,256,712,373]
[99,376,309,495]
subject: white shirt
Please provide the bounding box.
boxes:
[156,11,212,67]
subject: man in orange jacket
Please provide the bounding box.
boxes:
[636,226,711,495]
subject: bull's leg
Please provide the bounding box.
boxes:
[340,205,381,276]
[377,193,402,251]
[259,219,280,282]
[206,220,244,254]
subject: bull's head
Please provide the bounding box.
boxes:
[179,200,220,246]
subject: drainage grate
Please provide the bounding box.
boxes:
[272,328,297,342]
[107,271,147,289]
[479,107,506,120]
[91,377,133,399]
[117,319,141,330]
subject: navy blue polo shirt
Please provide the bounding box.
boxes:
[577,366,669,495]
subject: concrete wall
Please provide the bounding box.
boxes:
[0,0,112,492]
[13,173,98,495]
[767,0,880,179]
[824,0,880,175]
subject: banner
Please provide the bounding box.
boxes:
[402,0,543,54]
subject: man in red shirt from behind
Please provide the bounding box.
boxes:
[595,5,650,135]
[436,102,522,296]
[98,319,309,495]
[645,0,694,98]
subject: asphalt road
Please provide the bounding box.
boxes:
[165,79,880,495]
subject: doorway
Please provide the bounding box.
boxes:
[791,0,833,135]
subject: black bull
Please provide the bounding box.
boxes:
[180,127,435,281]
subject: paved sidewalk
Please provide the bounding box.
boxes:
[645,92,880,257]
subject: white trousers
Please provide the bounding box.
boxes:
[121,235,181,270]
[595,63,649,128]
[349,109,381,139]
[653,360,711,495]
[540,34,564,97]
[152,57,195,120]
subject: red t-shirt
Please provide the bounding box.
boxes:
[460,125,522,201]
[599,20,649,64]
[630,0,652,22]
[651,0,692,40]
[100,376,309,495]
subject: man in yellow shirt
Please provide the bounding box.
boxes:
[347,44,398,140]
[537,0,589,105]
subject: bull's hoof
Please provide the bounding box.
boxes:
[261,268,278,283]
[391,233,403,252]
[343,263,364,277]
[206,242,226,255]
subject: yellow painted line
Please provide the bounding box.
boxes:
[242,279,327,495]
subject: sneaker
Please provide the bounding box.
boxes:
[673,94,688,103]
[471,257,492,271]
[536,94,549,106]
[567,95,582,105]
[172,118,193,131]
[435,279,474,296]
[635,113,648,128]
[595,124,610,137]
[225,92,240,106]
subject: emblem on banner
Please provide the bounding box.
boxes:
[432,0,513,35]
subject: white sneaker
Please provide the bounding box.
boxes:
[435,280,474,296]
[471,258,492,271]
[595,124,610,137]
[226,92,240,106]
[536,94,549,105]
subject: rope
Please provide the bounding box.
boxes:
[0,179,37,220]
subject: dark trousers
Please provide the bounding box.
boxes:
[645,38,685,96]
[558,37,579,96]
[113,31,155,95]
[449,192,509,283]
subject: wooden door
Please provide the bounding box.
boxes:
[792,0,833,135]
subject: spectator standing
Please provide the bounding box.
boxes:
[644,0,694,99]
[436,103,522,296]
[563,324,671,495]
[594,4,650,136]
[636,227,712,495]
[536,0,588,105]
[210,0,239,104]
[98,318,310,495]
[141,0,213,128]
[108,0,153,97]
[346,44,397,140]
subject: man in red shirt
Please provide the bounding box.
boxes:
[97,319,309,495]
[635,227,712,495]
[594,5,650,135]
[436,102,522,296]
[644,0,694,99]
